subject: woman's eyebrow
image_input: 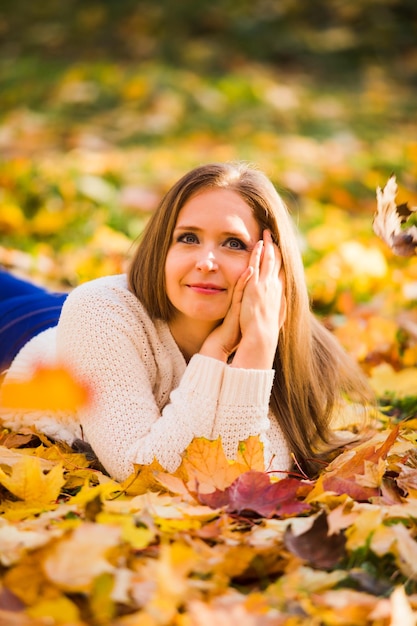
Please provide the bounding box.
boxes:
[174,225,253,240]
[173,224,201,231]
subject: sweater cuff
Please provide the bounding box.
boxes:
[219,366,274,406]
[181,354,225,398]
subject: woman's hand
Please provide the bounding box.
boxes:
[199,263,254,362]
[232,230,286,369]
[199,229,285,367]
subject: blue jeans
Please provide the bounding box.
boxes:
[0,271,68,374]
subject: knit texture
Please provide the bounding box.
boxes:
[1,274,291,481]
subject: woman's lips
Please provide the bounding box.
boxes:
[187,283,226,295]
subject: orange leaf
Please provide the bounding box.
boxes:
[0,366,90,412]
[321,426,399,501]
[236,435,265,472]
[181,437,247,494]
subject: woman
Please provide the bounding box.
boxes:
[0,162,371,481]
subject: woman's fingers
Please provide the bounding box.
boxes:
[232,265,253,304]
[248,239,264,279]
[259,229,280,278]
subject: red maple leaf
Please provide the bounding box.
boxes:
[199,471,313,518]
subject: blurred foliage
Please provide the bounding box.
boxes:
[1,0,416,82]
[0,0,416,391]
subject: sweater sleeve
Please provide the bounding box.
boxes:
[212,365,292,472]
[56,281,228,481]
[212,366,273,447]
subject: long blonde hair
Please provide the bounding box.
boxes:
[129,162,372,476]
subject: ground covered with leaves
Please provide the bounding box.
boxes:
[1,413,417,625]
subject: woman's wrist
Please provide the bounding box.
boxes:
[199,337,233,363]
[231,334,277,370]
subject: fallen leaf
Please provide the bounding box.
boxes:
[0,522,58,566]
[122,458,168,496]
[396,464,417,496]
[388,585,416,626]
[236,436,265,472]
[373,175,417,256]
[0,455,64,504]
[392,523,417,580]
[309,588,383,624]
[181,437,246,494]
[42,523,121,592]
[0,446,55,470]
[321,426,399,501]
[226,472,312,518]
[284,513,346,569]
[198,471,312,518]
[0,431,40,448]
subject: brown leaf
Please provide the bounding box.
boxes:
[321,426,399,502]
[0,432,40,449]
[284,512,346,569]
[373,176,417,256]
[396,464,417,496]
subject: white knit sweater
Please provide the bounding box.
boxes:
[0,274,291,481]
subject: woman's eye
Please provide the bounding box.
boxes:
[224,238,246,250]
[178,233,198,244]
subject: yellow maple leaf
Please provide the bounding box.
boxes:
[0,365,90,411]
[69,480,121,507]
[237,435,265,471]
[0,455,64,504]
[121,458,168,495]
[181,437,247,494]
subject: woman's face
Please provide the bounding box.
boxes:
[165,188,261,332]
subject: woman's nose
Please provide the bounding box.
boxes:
[195,251,218,272]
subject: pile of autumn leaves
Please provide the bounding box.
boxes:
[1,398,417,625]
